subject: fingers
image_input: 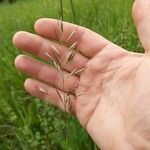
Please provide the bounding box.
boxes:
[13,31,88,73]
[34,18,112,58]
[15,55,79,92]
[24,78,76,113]
[133,0,150,53]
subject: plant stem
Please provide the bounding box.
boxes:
[60,0,64,32]
[70,0,76,24]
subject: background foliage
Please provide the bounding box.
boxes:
[0,0,143,149]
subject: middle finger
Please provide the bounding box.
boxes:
[13,31,89,73]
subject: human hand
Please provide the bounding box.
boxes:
[13,0,150,149]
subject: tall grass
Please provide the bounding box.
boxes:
[70,0,76,24]
[0,0,143,149]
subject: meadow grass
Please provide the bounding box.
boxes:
[0,0,143,149]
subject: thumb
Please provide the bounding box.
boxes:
[133,0,150,54]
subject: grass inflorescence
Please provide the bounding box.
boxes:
[38,0,86,113]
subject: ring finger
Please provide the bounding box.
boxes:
[15,55,79,93]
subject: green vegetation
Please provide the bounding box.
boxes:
[0,0,16,3]
[0,0,143,149]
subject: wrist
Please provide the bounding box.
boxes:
[114,131,150,150]
[127,131,150,150]
[99,131,150,150]
[110,133,135,150]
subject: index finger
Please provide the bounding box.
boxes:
[34,18,112,58]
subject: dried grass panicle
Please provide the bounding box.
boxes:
[38,0,84,112]
[42,29,84,112]
[40,27,84,112]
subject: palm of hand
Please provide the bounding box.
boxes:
[77,47,150,149]
[14,0,150,149]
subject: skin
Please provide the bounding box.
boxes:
[13,0,150,149]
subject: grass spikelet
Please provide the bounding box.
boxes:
[38,87,47,94]
[67,50,76,63]
[44,51,61,71]
[76,91,86,97]
[65,69,78,79]
[50,44,60,56]
[73,68,85,75]
[56,88,63,103]
[45,51,54,61]
[65,26,78,44]
[69,41,78,49]
[63,42,78,66]
[65,68,85,79]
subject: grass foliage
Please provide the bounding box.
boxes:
[0,0,143,149]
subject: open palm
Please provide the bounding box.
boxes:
[14,0,150,149]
